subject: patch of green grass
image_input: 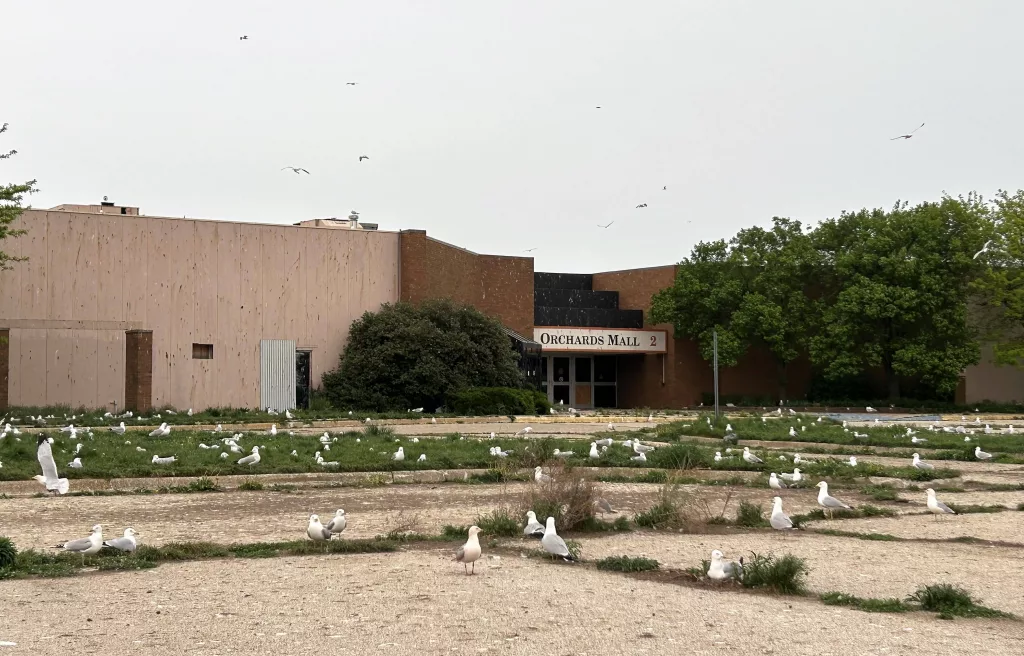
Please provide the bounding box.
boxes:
[814,529,902,541]
[269,483,297,493]
[861,485,900,502]
[790,505,896,527]
[821,591,909,613]
[595,555,659,573]
[0,537,16,570]
[907,584,1014,619]
[475,509,520,537]
[634,501,677,529]
[442,525,470,540]
[237,479,264,491]
[947,503,1007,514]
[740,552,809,595]
[736,501,769,528]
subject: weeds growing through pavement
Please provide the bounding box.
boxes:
[595,555,659,573]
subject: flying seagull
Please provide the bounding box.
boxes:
[281,166,310,174]
[597,221,614,229]
[635,203,647,208]
[346,82,358,85]
[890,122,925,140]
[662,186,667,190]
[359,155,369,161]
[973,240,994,260]
[35,435,70,495]
[239,35,248,40]
[523,247,538,253]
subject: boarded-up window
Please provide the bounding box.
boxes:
[192,343,214,359]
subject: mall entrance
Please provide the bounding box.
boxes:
[540,354,617,409]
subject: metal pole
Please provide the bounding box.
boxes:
[713,330,720,422]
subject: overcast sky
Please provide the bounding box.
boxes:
[4,1,1023,272]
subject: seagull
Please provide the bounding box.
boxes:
[393,447,405,461]
[975,446,993,460]
[307,514,332,547]
[925,488,956,519]
[55,525,103,563]
[865,406,877,412]
[523,247,538,253]
[237,446,261,466]
[346,82,358,85]
[912,453,934,470]
[911,436,928,444]
[769,473,786,489]
[635,203,647,208]
[973,240,994,260]
[788,427,797,437]
[630,451,647,463]
[285,410,293,420]
[707,550,743,581]
[534,466,551,483]
[68,457,83,469]
[541,517,575,562]
[553,449,574,458]
[770,497,794,530]
[589,442,600,459]
[35,435,70,495]
[239,35,248,40]
[281,166,310,174]
[742,447,763,464]
[103,528,140,552]
[848,456,858,466]
[597,221,614,229]
[151,454,177,465]
[110,422,126,435]
[714,451,724,462]
[149,423,170,437]
[325,509,347,534]
[595,438,613,447]
[816,481,851,519]
[633,442,655,454]
[453,526,483,575]
[524,511,545,537]
[418,453,427,462]
[890,122,925,140]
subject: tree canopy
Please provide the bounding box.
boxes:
[971,190,1024,366]
[653,194,999,401]
[321,299,523,411]
[0,122,35,271]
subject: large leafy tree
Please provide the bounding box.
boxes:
[321,299,523,411]
[730,218,818,401]
[810,196,991,400]
[0,123,35,271]
[970,189,1024,366]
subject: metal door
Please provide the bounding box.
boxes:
[260,339,296,411]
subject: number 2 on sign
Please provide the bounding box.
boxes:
[650,336,657,346]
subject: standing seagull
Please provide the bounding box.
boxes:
[149,422,170,437]
[540,517,576,562]
[770,497,794,530]
[523,510,545,537]
[453,525,483,575]
[55,525,103,564]
[890,122,925,140]
[769,473,787,490]
[815,481,851,519]
[912,453,934,470]
[281,166,310,174]
[533,466,551,484]
[307,514,332,550]
[103,528,141,552]
[110,422,126,435]
[973,240,994,260]
[925,488,956,520]
[742,447,763,464]
[237,446,261,466]
[974,446,993,460]
[35,435,70,495]
[325,509,347,535]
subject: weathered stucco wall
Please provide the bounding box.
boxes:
[0,210,399,410]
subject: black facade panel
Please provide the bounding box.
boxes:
[534,306,643,329]
[535,289,619,309]
[534,272,593,290]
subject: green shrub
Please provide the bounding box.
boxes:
[187,477,221,492]
[448,387,550,415]
[0,537,16,569]
[820,592,909,612]
[740,552,809,595]
[736,501,768,527]
[596,556,659,572]
[906,584,1012,618]
[475,508,520,537]
[238,479,264,491]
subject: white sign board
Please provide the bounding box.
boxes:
[534,327,667,353]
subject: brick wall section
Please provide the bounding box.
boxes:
[399,231,534,336]
[0,328,8,411]
[124,330,153,412]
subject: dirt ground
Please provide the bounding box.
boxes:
[3,421,1024,654]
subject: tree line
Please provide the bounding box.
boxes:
[650,191,1024,402]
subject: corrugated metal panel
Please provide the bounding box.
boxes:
[260,339,296,411]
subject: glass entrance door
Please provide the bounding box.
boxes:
[551,357,571,406]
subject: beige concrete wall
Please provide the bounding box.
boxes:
[963,344,1024,404]
[0,210,399,410]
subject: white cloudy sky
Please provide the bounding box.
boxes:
[3,1,1023,272]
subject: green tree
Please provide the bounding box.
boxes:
[809,196,991,401]
[0,122,36,270]
[650,239,749,367]
[970,190,1024,366]
[321,299,523,411]
[730,218,818,401]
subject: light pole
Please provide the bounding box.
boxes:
[713,329,720,422]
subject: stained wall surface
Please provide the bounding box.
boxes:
[0,210,399,410]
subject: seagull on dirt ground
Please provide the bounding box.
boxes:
[55,525,103,564]
[524,511,545,537]
[454,526,483,575]
[769,473,787,489]
[541,517,576,562]
[707,550,743,581]
[770,497,795,530]
[925,488,956,519]
[742,447,763,464]
[103,528,140,552]
[912,453,934,470]
[534,466,551,483]
[816,481,851,519]
[325,509,347,535]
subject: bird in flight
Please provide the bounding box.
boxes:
[239,35,248,40]
[636,203,647,208]
[281,166,310,174]
[523,247,538,253]
[346,82,358,85]
[598,221,614,229]
[973,239,994,260]
[890,123,925,140]
[662,186,667,190]
[595,106,602,109]
[359,155,370,161]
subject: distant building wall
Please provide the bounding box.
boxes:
[963,345,1024,404]
[399,230,534,336]
[0,209,400,410]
